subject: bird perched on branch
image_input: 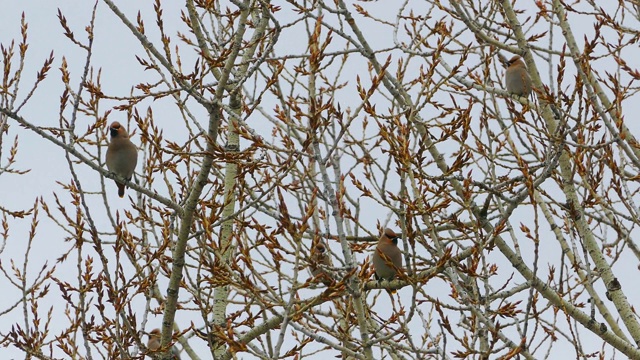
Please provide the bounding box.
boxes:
[309,240,333,286]
[106,121,137,198]
[505,55,532,97]
[147,328,181,359]
[372,228,403,290]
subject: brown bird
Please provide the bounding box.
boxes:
[505,55,532,97]
[106,121,137,198]
[147,328,181,359]
[309,241,333,286]
[372,228,403,282]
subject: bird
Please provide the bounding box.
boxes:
[372,228,403,283]
[309,240,333,286]
[505,55,532,97]
[105,121,138,198]
[147,328,181,359]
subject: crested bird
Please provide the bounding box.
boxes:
[309,241,333,286]
[372,228,403,285]
[147,328,180,359]
[505,55,532,97]
[106,121,138,198]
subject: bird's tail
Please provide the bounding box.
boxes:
[117,183,125,198]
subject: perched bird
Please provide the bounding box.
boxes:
[505,55,532,97]
[309,241,333,286]
[105,121,138,198]
[147,328,181,359]
[372,228,403,282]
